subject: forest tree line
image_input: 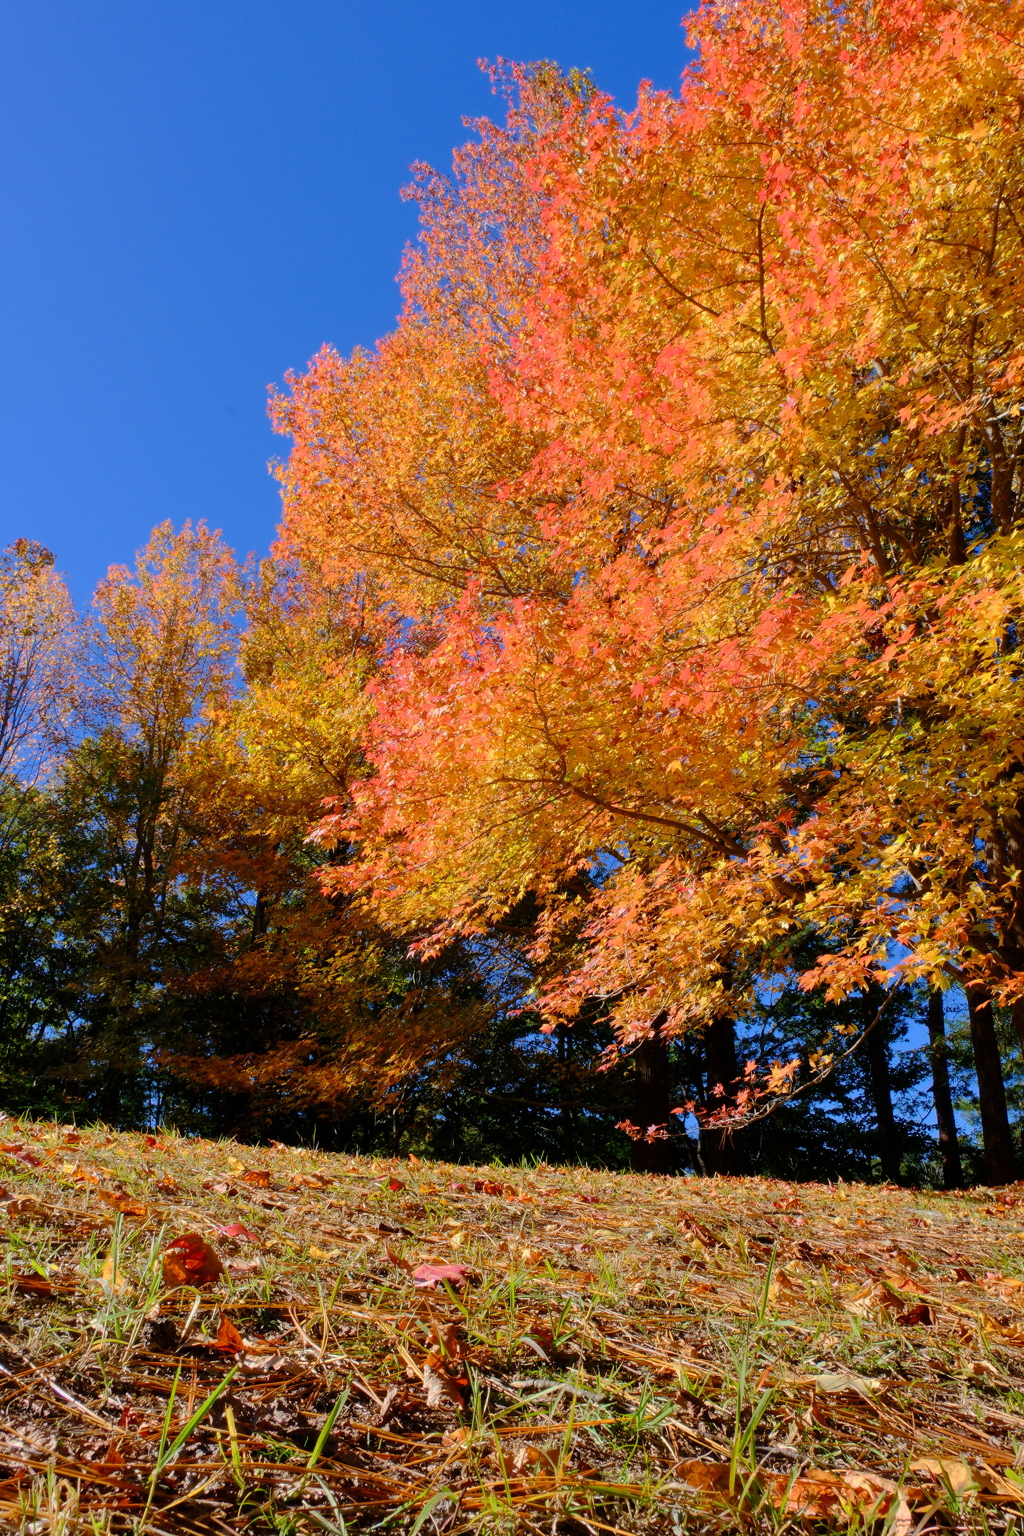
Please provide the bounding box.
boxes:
[3,0,1024,1187]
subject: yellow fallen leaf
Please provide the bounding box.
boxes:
[100,1255,128,1293]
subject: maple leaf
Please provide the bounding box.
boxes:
[162,1233,225,1288]
[412,1263,470,1291]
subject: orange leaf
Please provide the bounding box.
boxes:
[162,1233,225,1288]
[96,1189,149,1218]
[214,1314,246,1353]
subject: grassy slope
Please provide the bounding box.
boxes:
[1,1121,1024,1533]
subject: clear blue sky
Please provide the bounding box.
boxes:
[0,1,691,605]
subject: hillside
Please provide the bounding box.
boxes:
[1,1120,1024,1533]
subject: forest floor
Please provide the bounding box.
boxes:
[1,1124,1024,1535]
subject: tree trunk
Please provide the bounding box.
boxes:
[864,1017,902,1183]
[700,1014,747,1176]
[966,984,1017,1186]
[926,989,963,1189]
[628,1014,672,1174]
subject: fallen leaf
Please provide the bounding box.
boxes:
[162,1233,225,1288]
[412,1262,470,1291]
[843,1280,906,1319]
[217,1221,259,1242]
[214,1314,246,1353]
[385,1176,405,1193]
[809,1371,882,1394]
[96,1189,149,1218]
[423,1350,463,1409]
[7,1196,49,1219]
[99,1255,128,1293]
[898,1301,934,1327]
[910,1459,977,1497]
[240,1168,272,1188]
[0,1143,42,1168]
[675,1460,913,1531]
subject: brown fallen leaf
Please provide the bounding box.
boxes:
[214,1314,246,1353]
[675,1460,913,1531]
[96,1189,149,1218]
[842,1280,906,1319]
[162,1233,225,1288]
[286,1172,332,1191]
[911,1458,1023,1501]
[898,1301,934,1327]
[423,1349,464,1409]
[240,1168,272,1188]
[7,1196,49,1219]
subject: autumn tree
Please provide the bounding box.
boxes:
[273,1,1024,1178]
[0,539,74,789]
[48,521,242,1122]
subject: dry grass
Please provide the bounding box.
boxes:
[1,1120,1024,1533]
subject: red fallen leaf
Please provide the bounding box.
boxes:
[578,1194,600,1205]
[214,1314,246,1353]
[217,1221,259,1242]
[162,1233,225,1288]
[449,1181,468,1193]
[412,1263,470,1291]
[953,1266,974,1283]
[144,1135,157,1149]
[240,1169,272,1188]
[899,1301,935,1327]
[386,1177,405,1193]
[0,1143,42,1168]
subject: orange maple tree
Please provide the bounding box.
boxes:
[275,0,1024,1178]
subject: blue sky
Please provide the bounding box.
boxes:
[0,1,691,606]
